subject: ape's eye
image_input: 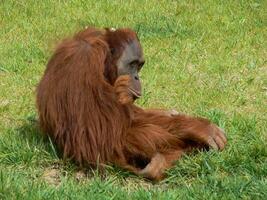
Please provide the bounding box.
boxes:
[110,48,115,55]
[129,60,139,67]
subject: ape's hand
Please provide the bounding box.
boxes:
[114,75,134,105]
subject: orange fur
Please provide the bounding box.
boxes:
[36,27,227,180]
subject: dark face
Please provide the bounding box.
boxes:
[116,39,145,98]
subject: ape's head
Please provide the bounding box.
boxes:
[104,28,145,99]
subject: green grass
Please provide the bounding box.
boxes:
[0,0,267,199]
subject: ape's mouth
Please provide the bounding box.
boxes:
[129,88,141,99]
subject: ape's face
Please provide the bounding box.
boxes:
[116,39,145,98]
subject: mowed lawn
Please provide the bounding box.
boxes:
[0,0,266,199]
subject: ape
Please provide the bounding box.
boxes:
[36,27,227,181]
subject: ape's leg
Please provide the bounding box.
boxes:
[122,106,227,181]
[118,123,185,180]
[138,150,183,181]
[113,78,187,180]
[133,108,227,151]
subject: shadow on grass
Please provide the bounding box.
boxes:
[2,115,137,181]
[0,115,61,167]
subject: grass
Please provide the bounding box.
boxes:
[0,0,266,199]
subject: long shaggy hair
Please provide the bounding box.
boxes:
[36,27,227,180]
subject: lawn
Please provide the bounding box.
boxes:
[0,0,266,199]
